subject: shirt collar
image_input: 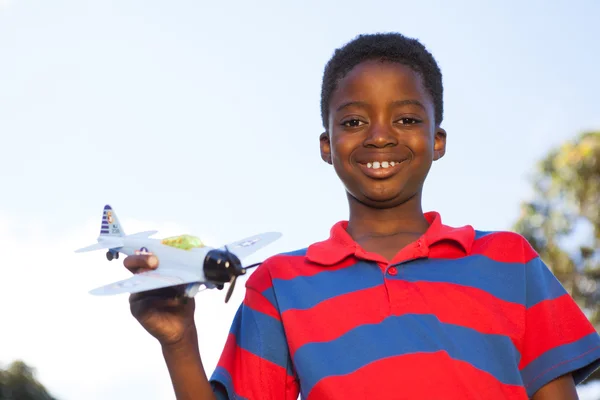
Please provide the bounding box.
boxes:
[306,211,475,266]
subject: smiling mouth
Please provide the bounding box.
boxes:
[357,159,407,179]
[364,161,397,169]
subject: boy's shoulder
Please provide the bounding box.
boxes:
[245,247,310,289]
[471,229,539,264]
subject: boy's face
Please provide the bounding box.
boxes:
[320,60,446,209]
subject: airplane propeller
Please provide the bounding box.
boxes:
[203,246,261,303]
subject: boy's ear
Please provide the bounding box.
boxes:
[319,132,332,164]
[433,127,447,161]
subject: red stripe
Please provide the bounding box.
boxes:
[519,294,596,368]
[246,261,275,292]
[216,333,260,396]
[247,255,359,293]
[245,254,338,290]
[217,333,298,399]
[283,280,525,356]
[271,256,358,281]
[306,352,528,400]
[389,279,524,341]
[428,242,471,259]
[470,231,538,263]
[283,285,387,357]
[243,287,281,321]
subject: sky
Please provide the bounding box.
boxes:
[1,0,599,399]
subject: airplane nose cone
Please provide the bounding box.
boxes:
[203,249,243,283]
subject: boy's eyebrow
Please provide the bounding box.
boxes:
[336,99,426,112]
[392,99,426,110]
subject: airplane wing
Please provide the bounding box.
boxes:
[75,239,124,253]
[126,230,158,238]
[89,268,200,296]
[222,231,282,260]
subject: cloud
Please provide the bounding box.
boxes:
[0,211,242,400]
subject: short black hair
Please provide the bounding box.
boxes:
[320,32,444,130]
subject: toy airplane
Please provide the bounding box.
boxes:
[75,205,282,303]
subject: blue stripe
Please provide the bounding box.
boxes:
[279,248,307,257]
[474,230,496,240]
[101,224,109,228]
[521,333,600,397]
[100,230,109,234]
[272,261,383,312]
[293,314,523,395]
[396,255,564,308]
[525,257,568,307]
[261,285,278,311]
[104,205,112,210]
[210,367,247,400]
[230,304,294,376]
[398,255,527,305]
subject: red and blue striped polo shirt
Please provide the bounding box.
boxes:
[210,212,600,399]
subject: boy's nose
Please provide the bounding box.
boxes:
[364,124,397,148]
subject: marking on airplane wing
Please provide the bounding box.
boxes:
[236,238,260,247]
[111,279,141,289]
[134,247,152,255]
[117,280,139,288]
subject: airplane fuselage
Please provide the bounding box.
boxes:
[101,235,211,274]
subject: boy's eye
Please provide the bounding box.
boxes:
[397,117,420,125]
[342,119,365,127]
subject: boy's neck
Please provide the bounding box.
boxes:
[345,192,430,241]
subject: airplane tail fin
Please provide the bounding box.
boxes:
[99,204,125,238]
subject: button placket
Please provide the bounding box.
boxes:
[385,263,402,315]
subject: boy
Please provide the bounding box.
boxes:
[124,33,600,399]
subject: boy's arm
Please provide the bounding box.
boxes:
[161,326,216,400]
[531,373,578,399]
[519,246,600,399]
[123,254,218,400]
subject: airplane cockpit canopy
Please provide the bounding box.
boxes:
[161,234,205,250]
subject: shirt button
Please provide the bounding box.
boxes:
[388,267,398,276]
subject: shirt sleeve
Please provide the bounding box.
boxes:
[519,254,600,397]
[209,266,299,400]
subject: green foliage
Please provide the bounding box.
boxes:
[514,131,600,381]
[0,360,57,400]
[514,131,600,320]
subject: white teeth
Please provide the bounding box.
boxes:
[365,161,397,169]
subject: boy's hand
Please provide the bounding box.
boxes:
[123,254,196,347]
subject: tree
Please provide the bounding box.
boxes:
[513,131,600,380]
[0,360,57,400]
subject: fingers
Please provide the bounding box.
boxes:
[129,285,186,302]
[129,285,193,318]
[123,254,159,274]
[129,284,188,308]
[130,292,189,312]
